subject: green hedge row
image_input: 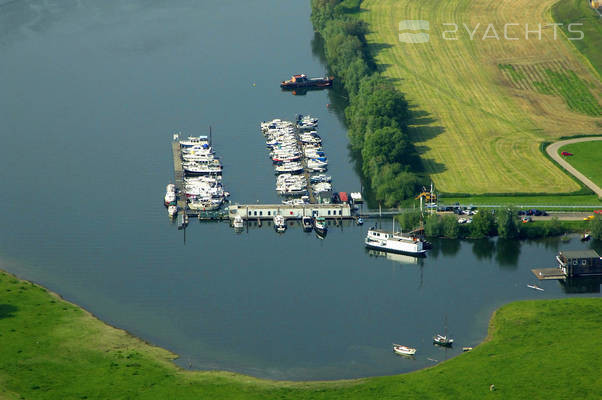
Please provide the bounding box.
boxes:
[311,0,424,207]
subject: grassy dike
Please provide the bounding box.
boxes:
[1,270,601,399]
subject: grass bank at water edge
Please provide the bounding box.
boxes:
[1,270,601,399]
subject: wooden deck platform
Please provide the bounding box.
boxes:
[171,141,187,213]
[531,268,566,280]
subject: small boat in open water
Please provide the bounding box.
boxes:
[393,344,416,356]
[527,284,544,292]
[433,334,454,347]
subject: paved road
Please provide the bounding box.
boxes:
[546,136,602,198]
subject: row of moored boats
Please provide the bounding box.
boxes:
[260,115,332,204]
[164,135,229,218]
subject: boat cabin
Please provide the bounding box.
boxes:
[290,74,308,83]
[557,250,602,277]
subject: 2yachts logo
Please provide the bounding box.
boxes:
[399,21,584,43]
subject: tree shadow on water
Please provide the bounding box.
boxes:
[495,239,521,269]
[0,304,18,319]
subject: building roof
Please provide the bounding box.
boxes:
[560,249,600,259]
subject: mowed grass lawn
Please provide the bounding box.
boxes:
[1,270,602,399]
[360,0,602,194]
[559,140,602,188]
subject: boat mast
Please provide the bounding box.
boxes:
[209,125,212,146]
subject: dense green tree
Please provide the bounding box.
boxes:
[497,208,519,239]
[543,217,563,236]
[442,215,460,239]
[311,0,419,207]
[425,214,443,237]
[396,210,422,232]
[469,209,497,238]
[310,0,341,31]
[373,164,422,207]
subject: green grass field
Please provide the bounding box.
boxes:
[552,0,602,77]
[559,140,602,188]
[1,270,601,399]
[360,0,602,194]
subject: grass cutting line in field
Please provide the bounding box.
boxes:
[360,0,602,194]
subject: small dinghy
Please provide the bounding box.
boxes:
[527,284,544,292]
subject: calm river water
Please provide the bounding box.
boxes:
[0,0,600,380]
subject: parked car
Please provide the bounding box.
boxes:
[594,210,602,215]
[518,210,527,216]
[584,215,594,221]
[522,216,532,223]
[561,151,573,156]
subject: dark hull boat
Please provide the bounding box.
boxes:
[280,74,333,90]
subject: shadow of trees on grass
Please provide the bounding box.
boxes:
[0,304,18,319]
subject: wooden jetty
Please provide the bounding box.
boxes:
[531,268,566,280]
[171,140,188,214]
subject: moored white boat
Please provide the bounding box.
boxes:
[273,215,286,233]
[164,191,176,206]
[233,215,244,229]
[364,226,427,257]
[302,216,313,232]
[167,205,178,217]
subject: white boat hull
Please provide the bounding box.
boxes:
[365,238,426,256]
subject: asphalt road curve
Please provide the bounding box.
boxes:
[546,137,602,198]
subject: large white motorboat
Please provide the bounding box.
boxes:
[179,135,210,147]
[393,344,416,356]
[364,224,427,256]
[274,162,304,174]
[183,161,223,175]
[188,198,223,211]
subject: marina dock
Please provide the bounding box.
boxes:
[228,203,352,221]
[170,118,362,222]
